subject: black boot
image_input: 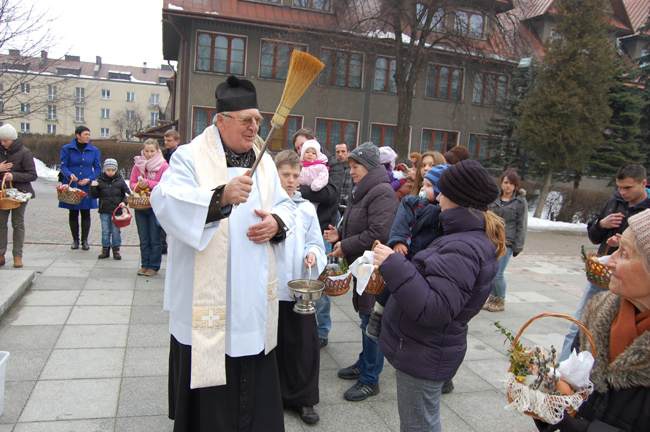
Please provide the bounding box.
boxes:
[98,247,110,259]
[81,240,90,251]
[112,247,122,260]
[71,240,80,250]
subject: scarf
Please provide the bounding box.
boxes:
[302,159,327,168]
[134,150,165,180]
[609,298,650,363]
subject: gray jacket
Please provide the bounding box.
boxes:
[488,190,527,255]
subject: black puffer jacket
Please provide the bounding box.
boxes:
[0,140,37,197]
[90,173,130,214]
[300,181,339,232]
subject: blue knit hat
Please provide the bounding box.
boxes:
[424,163,450,193]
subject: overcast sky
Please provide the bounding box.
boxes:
[18,0,165,68]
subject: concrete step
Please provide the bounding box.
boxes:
[0,269,35,317]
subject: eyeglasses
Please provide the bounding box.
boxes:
[221,113,264,127]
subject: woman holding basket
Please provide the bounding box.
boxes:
[59,126,101,250]
[129,139,168,277]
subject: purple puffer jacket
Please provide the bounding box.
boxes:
[378,207,498,382]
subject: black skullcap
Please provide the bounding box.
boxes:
[215,75,258,113]
[437,159,499,211]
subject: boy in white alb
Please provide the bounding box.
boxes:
[273,150,326,425]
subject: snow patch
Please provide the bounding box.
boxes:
[527,211,586,233]
[34,158,59,182]
[168,3,184,10]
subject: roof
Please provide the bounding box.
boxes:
[621,0,650,32]
[0,53,173,85]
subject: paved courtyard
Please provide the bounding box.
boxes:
[0,180,592,431]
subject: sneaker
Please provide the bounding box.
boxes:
[485,297,505,312]
[144,269,158,277]
[343,382,379,402]
[365,311,382,342]
[137,267,147,276]
[13,256,23,268]
[442,379,454,394]
[482,295,495,310]
[319,338,328,349]
[337,364,361,380]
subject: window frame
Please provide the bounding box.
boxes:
[100,127,110,138]
[100,108,110,119]
[258,39,309,81]
[74,87,85,103]
[467,133,499,160]
[126,91,135,102]
[47,84,57,101]
[424,63,464,102]
[20,83,30,94]
[291,0,333,13]
[372,56,397,94]
[47,124,56,135]
[319,47,365,90]
[101,88,111,100]
[149,93,160,105]
[20,122,30,133]
[20,103,30,114]
[150,111,159,127]
[454,9,486,39]
[314,116,360,154]
[75,106,85,123]
[259,111,304,152]
[191,105,219,139]
[472,71,508,107]
[420,127,460,153]
[47,104,57,121]
[194,30,248,76]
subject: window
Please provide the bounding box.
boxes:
[47,105,57,120]
[425,64,463,101]
[455,10,485,38]
[75,87,85,103]
[260,41,305,80]
[20,122,30,133]
[373,57,397,94]
[20,103,30,114]
[100,127,110,138]
[149,93,160,106]
[421,128,458,152]
[370,123,397,148]
[126,91,135,102]
[292,0,331,12]
[467,134,498,160]
[416,4,445,32]
[259,113,303,151]
[20,83,30,94]
[472,72,508,106]
[150,111,159,127]
[192,107,218,138]
[47,124,56,135]
[127,110,136,121]
[101,108,110,119]
[101,89,111,99]
[315,118,359,154]
[319,48,363,89]
[75,106,85,122]
[196,32,246,75]
[47,84,57,101]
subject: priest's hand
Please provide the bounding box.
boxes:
[247,209,279,244]
[323,224,339,244]
[373,242,394,267]
[221,175,253,206]
[329,241,344,258]
[304,253,316,268]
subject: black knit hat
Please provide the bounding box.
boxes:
[437,159,499,211]
[215,76,258,113]
[348,142,380,170]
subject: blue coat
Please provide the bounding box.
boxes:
[379,207,498,382]
[387,195,441,259]
[58,139,101,210]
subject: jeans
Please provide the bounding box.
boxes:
[99,213,121,248]
[560,282,606,361]
[315,295,331,340]
[0,202,27,257]
[355,312,384,385]
[396,369,443,432]
[491,247,513,299]
[135,208,162,271]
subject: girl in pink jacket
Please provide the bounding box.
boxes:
[298,139,329,192]
[129,138,169,277]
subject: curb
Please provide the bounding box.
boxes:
[0,269,35,318]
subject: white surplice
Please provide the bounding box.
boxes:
[273,192,327,301]
[151,133,295,359]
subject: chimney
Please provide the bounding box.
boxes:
[142,61,147,73]
[41,50,48,60]
[96,56,102,66]
[8,49,19,56]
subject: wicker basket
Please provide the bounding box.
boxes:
[364,240,385,295]
[506,312,596,424]
[56,180,87,205]
[319,263,352,297]
[0,177,21,211]
[580,246,611,289]
[128,193,151,210]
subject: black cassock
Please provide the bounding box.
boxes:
[276,301,320,408]
[168,336,285,432]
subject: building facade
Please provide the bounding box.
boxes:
[0,51,173,140]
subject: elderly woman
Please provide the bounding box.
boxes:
[537,209,650,431]
[324,141,398,402]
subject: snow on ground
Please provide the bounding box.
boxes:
[34,158,59,182]
[528,212,587,233]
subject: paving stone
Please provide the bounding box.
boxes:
[327,320,362,343]
[117,376,167,417]
[132,290,163,306]
[134,277,164,291]
[446,364,495,394]
[0,325,61,350]
[90,268,139,280]
[371,400,475,432]
[85,277,135,291]
[13,419,114,432]
[41,267,91,279]
[56,324,128,349]
[19,290,80,306]
[114,416,173,432]
[76,290,133,306]
[94,259,141,269]
[323,342,360,370]
[127,324,169,348]
[67,306,131,325]
[463,358,511,394]
[20,378,120,422]
[8,306,71,326]
[281,411,305,432]
[0,425,13,431]
[130,306,168,324]
[309,403,392,432]
[319,349,340,370]
[40,348,125,379]
[507,291,557,303]
[5,349,49,381]
[0,380,35,424]
[328,304,352,323]
[464,334,506,361]
[30,276,86,291]
[123,347,168,377]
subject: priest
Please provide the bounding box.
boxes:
[151,75,295,432]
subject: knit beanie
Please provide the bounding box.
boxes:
[300,139,323,161]
[437,159,499,211]
[379,146,398,170]
[628,209,650,270]
[348,142,380,170]
[0,124,18,141]
[103,158,118,170]
[424,163,450,193]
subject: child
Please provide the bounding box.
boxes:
[129,139,169,277]
[298,139,329,192]
[90,158,130,260]
[411,151,446,197]
[379,146,401,191]
[273,150,327,425]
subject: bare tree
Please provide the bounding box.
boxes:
[113,109,146,141]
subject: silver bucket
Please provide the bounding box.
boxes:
[288,279,325,315]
